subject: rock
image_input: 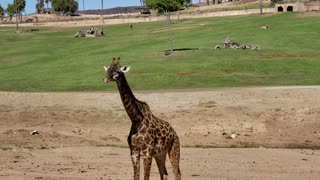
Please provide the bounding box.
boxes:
[230,133,236,139]
[73,128,82,134]
[30,130,39,135]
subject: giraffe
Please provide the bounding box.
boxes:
[103,57,181,180]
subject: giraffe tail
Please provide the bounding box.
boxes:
[168,136,181,180]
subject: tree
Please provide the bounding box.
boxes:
[13,0,26,32]
[51,0,78,14]
[0,5,4,22]
[146,0,191,13]
[259,0,263,15]
[14,0,26,21]
[146,0,191,54]
[6,3,16,22]
[36,0,45,14]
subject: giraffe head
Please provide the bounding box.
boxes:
[103,57,130,83]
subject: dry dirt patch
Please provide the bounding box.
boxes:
[1,87,320,149]
[0,86,320,179]
[1,147,319,180]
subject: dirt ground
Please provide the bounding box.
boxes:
[1,86,320,179]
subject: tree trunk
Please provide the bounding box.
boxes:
[259,0,263,15]
[20,12,22,23]
[101,0,103,13]
[100,0,104,23]
[167,11,173,53]
[16,8,19,32]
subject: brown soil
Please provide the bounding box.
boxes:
[1,86,320,179]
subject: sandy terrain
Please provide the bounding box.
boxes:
[1,86,320,179]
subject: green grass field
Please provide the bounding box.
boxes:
[0,12,320,92]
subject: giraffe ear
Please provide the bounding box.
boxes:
[104,66,110,72]
[120,66,130,73]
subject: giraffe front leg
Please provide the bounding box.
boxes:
[131,151,140,180]
[143,156,153,180]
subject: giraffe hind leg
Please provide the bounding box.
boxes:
[168,137,181,180]
[155,153,168,180]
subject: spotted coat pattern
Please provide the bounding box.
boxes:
[104,58,181,180]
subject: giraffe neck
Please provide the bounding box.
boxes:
[116,73,144,124]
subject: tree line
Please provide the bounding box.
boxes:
[0,0,194,20]
[0,0,78,20]
[36,0,78,14]
[0,0,25,22]
[0,0,194,27]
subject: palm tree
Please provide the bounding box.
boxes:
[0,5,4,23]
[6,4,16,22]
[13,0,26,32]
[36,0,43,14]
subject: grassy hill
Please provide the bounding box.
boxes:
[0,12,320,92]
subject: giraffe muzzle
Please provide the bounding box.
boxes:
[103,78,110,83]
